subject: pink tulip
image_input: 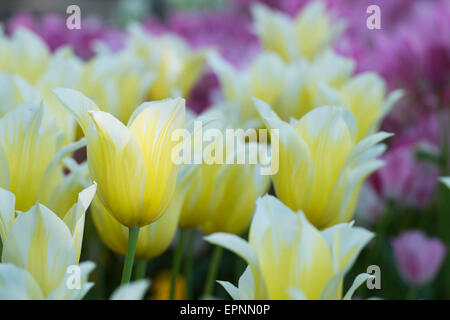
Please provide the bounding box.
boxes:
[392,231,446,286]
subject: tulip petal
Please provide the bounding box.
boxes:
[47,261,96,300]
[0,145,9,190]
[128,98,185,224]
[0,263,44,299]
[440,177,450,189]
[87,111,147,227]
[0,102,63,212]
[253,98,314,213]
[52,88,100,134]
[110,279,151,300]
[217,281,242,300]
[0,187,15,243]
[63,183,97,262]
[204,233,257,267]
[2,204,77,297]
[321,223,373,273]
[343,273,373,300]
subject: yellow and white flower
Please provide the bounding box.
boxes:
[0,102,88,213]
[252,1,343,62]
[254,99,391,229]
[178,111,271,235]
[54,88,185,227]
[125,24,205,101]
[0,28,50,84]
[90,164,195,259]
[205,195,373,300]
[0,184,96,299]
[81,50,155,125]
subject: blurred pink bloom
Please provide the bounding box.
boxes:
[392,230,446,286]
[7,12,124,59]
[370,135,440,209]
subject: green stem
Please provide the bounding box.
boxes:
[203,245,223,298]
[121,227,140,285]
[134,259,148,280]
[406,286,419,300]
[0,237,3,260]
[170,228,186,300]
[183,229,196,299]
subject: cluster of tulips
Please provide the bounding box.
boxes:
[0,1,448,300]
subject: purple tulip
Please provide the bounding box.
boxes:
[392,231,446,286]
[371,137,440,209]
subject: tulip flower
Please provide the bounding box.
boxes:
[0,28,50,84]
[0,102,88,213]
[90,177,185,260]
[252,1,343,61]
[178,120,271,233]
[392,230,446,287]
[254,99,391,229]
[371,139,440,208]
[208,51,285,127]
[0,71,37,117]
[0,44,84,145]
[338,72,403,141]
[0,183,96,262]
[0,185,96,299]
[80,50,155,125]
[126,24,205,101]
[205,195,373,299]
[53,88,185,283]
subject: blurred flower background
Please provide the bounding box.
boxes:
[0,0,448,300]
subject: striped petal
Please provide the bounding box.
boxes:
[0,187,15,243]
[128,98,185,224]
[63,183,97,262]
[87,111,146,227]
[2,204,77,297]
[0,263,44,300]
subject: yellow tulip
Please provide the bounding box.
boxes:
[53,88,185,227]
[178,116,271,235]
[208,51,285,128]
[0,102,88,213]
[0,71,38,117]
[126,24,205,100]
[81,50,154,125]
[254,99,391,229]
[339,72,403,141]
[252,1,343,61]
[0,185,96,299]
[0,28,50,84]
[0,47,84,145]
[205,195,374,300]
[90,181,184,259]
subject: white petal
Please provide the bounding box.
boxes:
[110,279,151,300]
[0,263,44,300]
[0,187,15,242]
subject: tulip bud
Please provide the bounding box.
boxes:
[53,88,185,228]
[392,230,446,286]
